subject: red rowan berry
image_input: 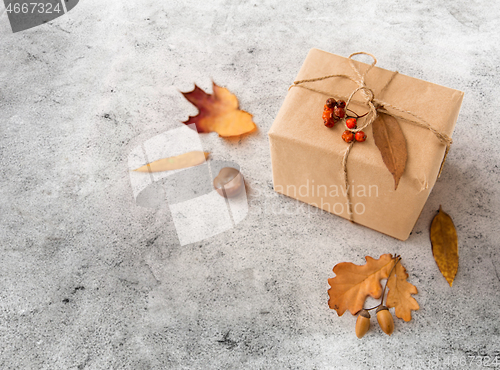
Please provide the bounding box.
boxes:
[342,130,355,143]
[334,106,345,119]
[324,119,336,128]
[326,98,336,108]
[322,109,333,121]
[355,131,367,142]
[346,118,357,129]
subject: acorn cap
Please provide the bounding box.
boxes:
[376,305,389,314]
[359,309,371,319]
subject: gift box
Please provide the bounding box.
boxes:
[268,49,463,240]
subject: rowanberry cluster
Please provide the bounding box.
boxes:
[322,98,346,128]
[322,98,367,143]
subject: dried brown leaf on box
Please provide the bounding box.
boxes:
[133,151,209,173]
[181,82,257,137]
[328,254,395,316]
[430,206,458,287]
[386,260,420,321]
[372,113,408,190]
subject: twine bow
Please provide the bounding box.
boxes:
[290,52,453,221]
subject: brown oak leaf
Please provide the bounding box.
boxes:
[328,254,395,316]
[181,82,257,137]
[386,260,419,322]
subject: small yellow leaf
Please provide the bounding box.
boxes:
[430,206,458,287]
[133,151,209,173]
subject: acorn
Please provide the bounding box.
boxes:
[213,167,244,198]
[355,309,371,338]
[376,306,394,335]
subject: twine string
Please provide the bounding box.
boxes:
[289,52,453,221]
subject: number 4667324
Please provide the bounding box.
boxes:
[6,2,63,14]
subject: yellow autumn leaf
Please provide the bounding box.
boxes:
[430,206,459,287]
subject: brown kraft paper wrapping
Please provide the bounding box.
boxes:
[268,49,464,240]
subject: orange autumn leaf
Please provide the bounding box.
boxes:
[386,260,419,322]
[328,254,395,316]
[181,82,257,137]
[133,151,209,173]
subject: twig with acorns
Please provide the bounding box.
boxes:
[328,254,419,338]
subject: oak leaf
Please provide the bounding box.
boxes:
[372,113,408,190]
[430,206,458,287]
[181,82,257,137]
[133,151,209,173]
[328,254,395,316]
[386,261,419,322]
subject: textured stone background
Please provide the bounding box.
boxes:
[1,1,499,369]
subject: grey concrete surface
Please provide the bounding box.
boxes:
[1,0,500,369]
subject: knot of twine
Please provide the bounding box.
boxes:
[289,52,453,222]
